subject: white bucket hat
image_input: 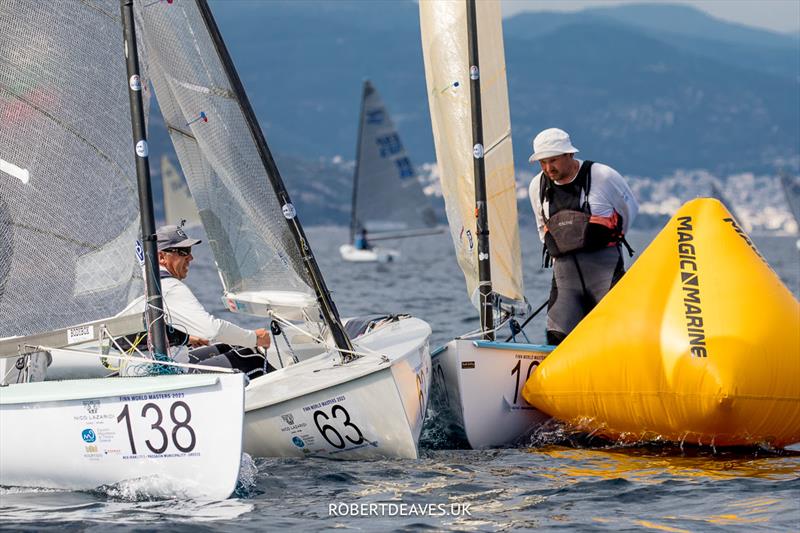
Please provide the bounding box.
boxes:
[528,128,579,163]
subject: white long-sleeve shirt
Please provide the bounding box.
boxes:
[119,268,257,347]
[528,160,639,243]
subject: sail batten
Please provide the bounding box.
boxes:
[419,0,525,313]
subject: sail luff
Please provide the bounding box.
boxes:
[466,0,494,340]
[194,0,353,354]
[121,0,168,357]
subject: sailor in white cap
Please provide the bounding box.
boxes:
[115,223,273,379]
[528,128,639,345]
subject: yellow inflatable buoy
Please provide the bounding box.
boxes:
[523,198,800,448]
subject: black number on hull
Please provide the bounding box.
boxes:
[313,404,366,449]
[117,401,197,455]
[511,359,539,404]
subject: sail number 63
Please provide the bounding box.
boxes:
[313,404,365,449]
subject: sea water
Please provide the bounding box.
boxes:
[2,227,798,531]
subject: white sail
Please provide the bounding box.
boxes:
[351,80,437,239]
[419,0,525,311]
[0,0,145,338]
[137,4,318,316]
[161,155,201,227]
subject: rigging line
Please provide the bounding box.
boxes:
[459,312,513,340]
[268,313,328,346]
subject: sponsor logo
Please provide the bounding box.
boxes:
[85,445,99,453]
[292,436,306,448]
[81,429,97,443]
[461,361,475,369]
[135,240,145,265]
[83,400,99,414]
[281,414,295,426]
[677,216,707,358]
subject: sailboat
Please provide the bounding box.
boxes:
[709,180,749,232]
[419,0,553,448]
[161,154,201,227]
[340,80,440,263]
[136,1,432,458]
[779,171,800,249]
[0,0,244,499]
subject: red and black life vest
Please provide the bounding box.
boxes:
[539,160,630,261]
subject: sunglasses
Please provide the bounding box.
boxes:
[164,248,192,257]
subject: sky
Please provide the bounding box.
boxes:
[501,0,800,34]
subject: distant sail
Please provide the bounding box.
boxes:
[709,180,749,232]
[419,0,525,311]
[350,80,438,242]
[161,155,200,227]
[780,171,800,227]
[0,0,144,337]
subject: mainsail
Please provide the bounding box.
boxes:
[350,80,437,242]
[0,0,144,338]
[161,155,201,227]
[138,1,352,352]
[137,2,316,304]
[419,0,525,312]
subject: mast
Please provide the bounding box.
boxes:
[196,0,354,355]
[466,0,494,340]
[120,0,170,358]
[349,80,370,245]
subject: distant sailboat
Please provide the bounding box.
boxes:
[161,154,200,227]
[709,180,751,232]
[779,170,800,249]
[340,80,440,263]
[420,0,552,449]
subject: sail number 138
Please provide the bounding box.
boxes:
[117,401,197,455]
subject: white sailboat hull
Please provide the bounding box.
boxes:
[0,373,245,500]
[244,317,431,459]
[339,244,399,263]
[431,339,552,449]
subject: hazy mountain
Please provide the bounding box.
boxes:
[147,1,799,226]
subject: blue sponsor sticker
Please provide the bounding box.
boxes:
[81,429,97,443]
[292,436,305,448]
[135,240,145,265]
